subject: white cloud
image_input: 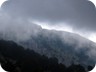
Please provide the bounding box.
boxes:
[89,0,96,7]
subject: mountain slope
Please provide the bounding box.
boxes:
[0,39,88,72]
[17,29,96,67]
[0,24,96,70]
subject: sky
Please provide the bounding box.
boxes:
[0,0,96,43]
[0,0,96,72]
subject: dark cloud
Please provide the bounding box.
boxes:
[2,0,96,32]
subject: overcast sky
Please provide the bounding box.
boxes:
[1,0,96,42]
[1,0,96,31]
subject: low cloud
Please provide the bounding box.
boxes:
[0,0,96,67]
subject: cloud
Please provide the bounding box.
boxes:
[1,0,96,33]
[0,11,42,41]
[0,0,96,67]
[0,0,96,51]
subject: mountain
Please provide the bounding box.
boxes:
[18,29,96,68]
[0,24,96,71]
[0,39,87,72]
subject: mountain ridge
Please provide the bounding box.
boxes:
[0,39,90,72]
[0,24,95,69]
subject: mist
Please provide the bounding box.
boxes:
[1,0,96,42]
[0,0,96,67]
[0,11,42,41]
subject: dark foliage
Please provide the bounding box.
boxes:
[0,40,89,72]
